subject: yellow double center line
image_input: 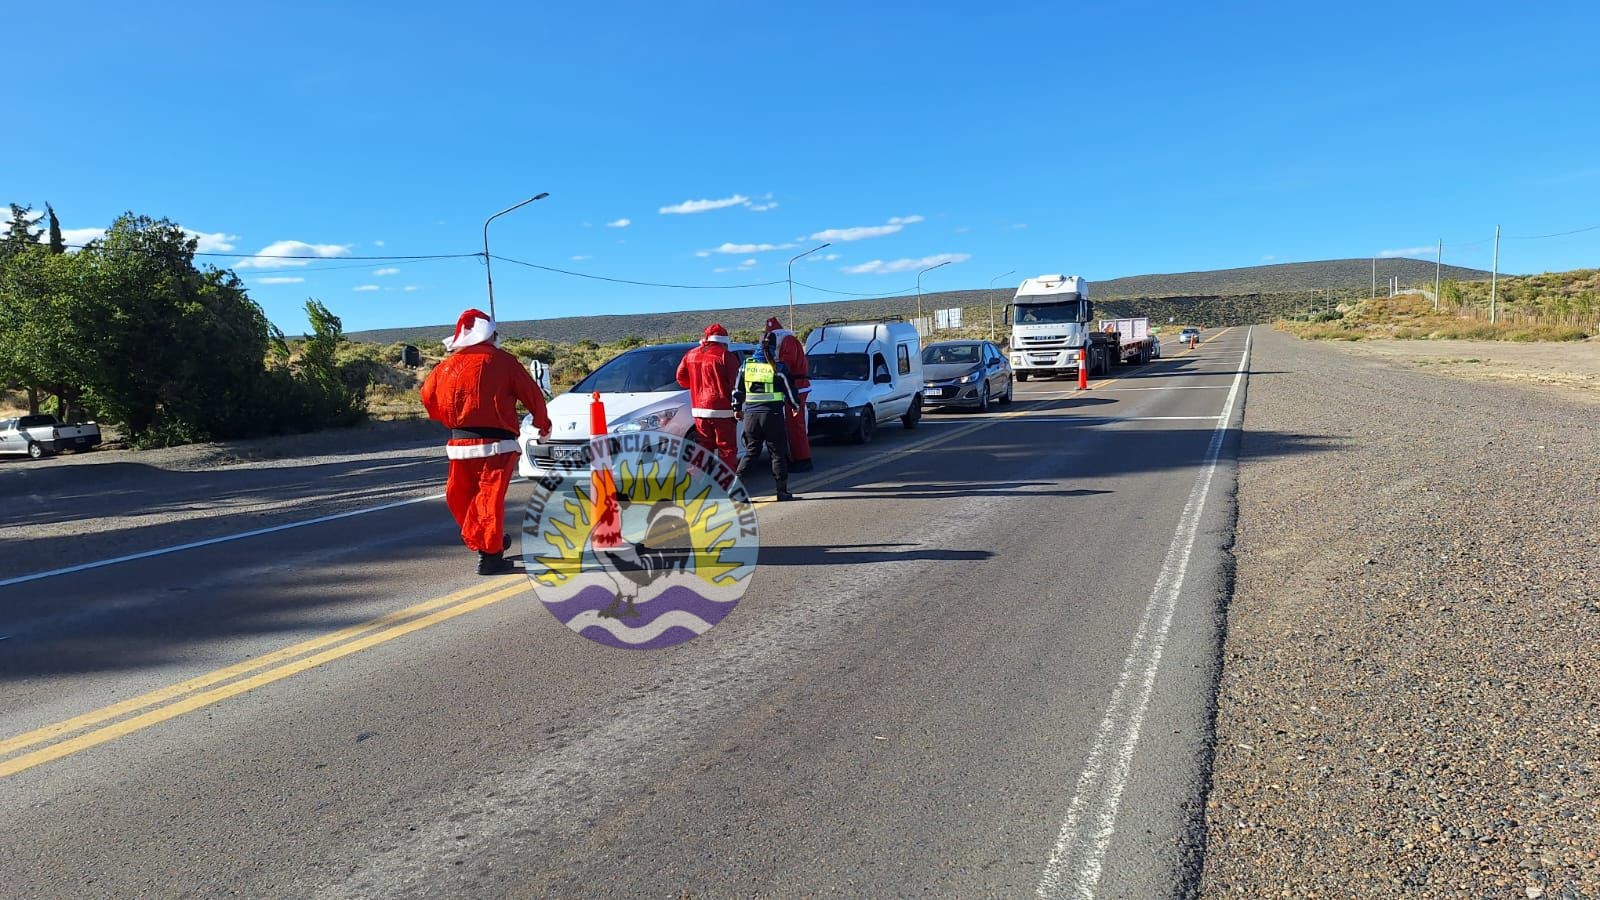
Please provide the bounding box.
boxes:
[0,575,529,779]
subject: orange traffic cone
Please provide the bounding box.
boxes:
[589,391,608,437]
[1077,348,1090,390]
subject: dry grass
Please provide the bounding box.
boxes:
[1278,295,1590,343]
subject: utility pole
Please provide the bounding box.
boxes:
[482,192,550,321]
[916,260,952,334]
[988,270,1015,342]
[1371,257,1377,298]
[1490,224,1500,323]
[786,243,830,331]
[1440,238,1452,312]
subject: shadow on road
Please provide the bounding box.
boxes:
[758,543,992,566]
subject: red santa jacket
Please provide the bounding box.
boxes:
[421,344,552,458]
[675,341,742,418]
[770,329,810,395]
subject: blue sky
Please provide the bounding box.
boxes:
[6,1,1599,333]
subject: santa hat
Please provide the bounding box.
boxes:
[442,308,496,351]
[764,316,783,333]
[702,323,730,345]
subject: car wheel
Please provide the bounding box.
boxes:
[851,406,876,444]
[27,442,46,459]
[901,394,922,430]
[975,382,990,413]
[999,376,1013,404]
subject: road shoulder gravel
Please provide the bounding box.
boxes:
[1201,329,1600,897]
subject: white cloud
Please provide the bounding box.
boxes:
[256,276,305,285]
[823,253,840,261]
[659,194,750,215]
[354,284,380,292]
[1261,254,1278,262]
[748,201,779,212]
[713,266,734,273]
[403,285,419,292]
[706,241,796,255]
[374,239,385,247]
[740,258,757,266]
[184,229,237,252]
[694,250,712,258]
[234,239,353,269]
[954,226,971,233]
[1378,246,1435,258]
[571,255,592,261]
[373,267,400,276]
[60,227,107,245]
[1012,223,1028,230]
[811,214,924,243]
[842,252,971,276]
[606,218,631,228]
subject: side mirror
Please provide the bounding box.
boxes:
[1002,305,1011,326]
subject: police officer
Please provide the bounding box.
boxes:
[733,332,799,501]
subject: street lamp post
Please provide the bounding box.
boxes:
[988,270,1015,342]
[482,192,550,321]
[916,260,952,334]
[787,242,831,331]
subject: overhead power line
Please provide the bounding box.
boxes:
[491,253,786,290]
[1504,222,1600,240]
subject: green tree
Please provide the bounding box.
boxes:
[45,204,65,255]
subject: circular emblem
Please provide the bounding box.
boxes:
[522,431,758,649]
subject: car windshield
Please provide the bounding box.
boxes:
[808,353,869,381]
[18,415,56,428]
[1015,302,1084,324]
[572,347,688,394]
[923,344,979,365]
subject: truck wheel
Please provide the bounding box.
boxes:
[851,407,876,444]
[901,395,922,430]
[1016,372,1030,382]
[27,442,46,459]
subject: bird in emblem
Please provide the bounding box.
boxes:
[588,470,694,619]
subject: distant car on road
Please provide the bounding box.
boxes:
[0,415,102,459]
[1149,334,1163,359]
[517,341,755,476]
[921,340,1013,412]
[1178,327,1201,344]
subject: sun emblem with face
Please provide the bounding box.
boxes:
[522,431,758,649]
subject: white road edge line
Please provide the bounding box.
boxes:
[0,491,447,588]
[1035,325,1253,899]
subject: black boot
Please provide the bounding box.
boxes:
[477,550,513,575]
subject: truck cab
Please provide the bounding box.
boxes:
[1008,274,1116,380]
[803,321,924,444]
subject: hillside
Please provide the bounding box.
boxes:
[349,257,1493,345]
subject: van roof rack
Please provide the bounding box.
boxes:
[815,315,905,326]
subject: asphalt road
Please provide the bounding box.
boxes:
[1,329,1254,898]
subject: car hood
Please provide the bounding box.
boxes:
[520,389,691,440]
[923,363,981,382]
[805,378,869,406]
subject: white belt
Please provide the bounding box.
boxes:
[446,439,520,459]
[693,407,736,418]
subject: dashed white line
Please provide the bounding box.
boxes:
[1035,326,1252,899]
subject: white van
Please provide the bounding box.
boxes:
[802,321,924,444]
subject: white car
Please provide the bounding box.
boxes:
[803,321,924,444]
[519,341,754,476]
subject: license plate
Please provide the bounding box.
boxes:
[550,445,584,461]
[927,388,946,397]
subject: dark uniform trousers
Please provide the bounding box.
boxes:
[736,403,790,487]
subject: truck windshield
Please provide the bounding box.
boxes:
[1014,302,1085,324]
[572,347,688,394]
[808,353,869,381]
[18,415,57,428]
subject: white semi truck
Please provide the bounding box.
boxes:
[1007,275,1119,381]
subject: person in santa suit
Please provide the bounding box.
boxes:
[762,316,813,472]
[421,308,552,575]
[675,323,742,471]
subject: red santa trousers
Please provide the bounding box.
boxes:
[784,405,811,462]
[445,452,518,553]
[692,417,739,471]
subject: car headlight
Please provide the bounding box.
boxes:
[612,408,679,432]
[956,370,980,384]
[816,400,848,411]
